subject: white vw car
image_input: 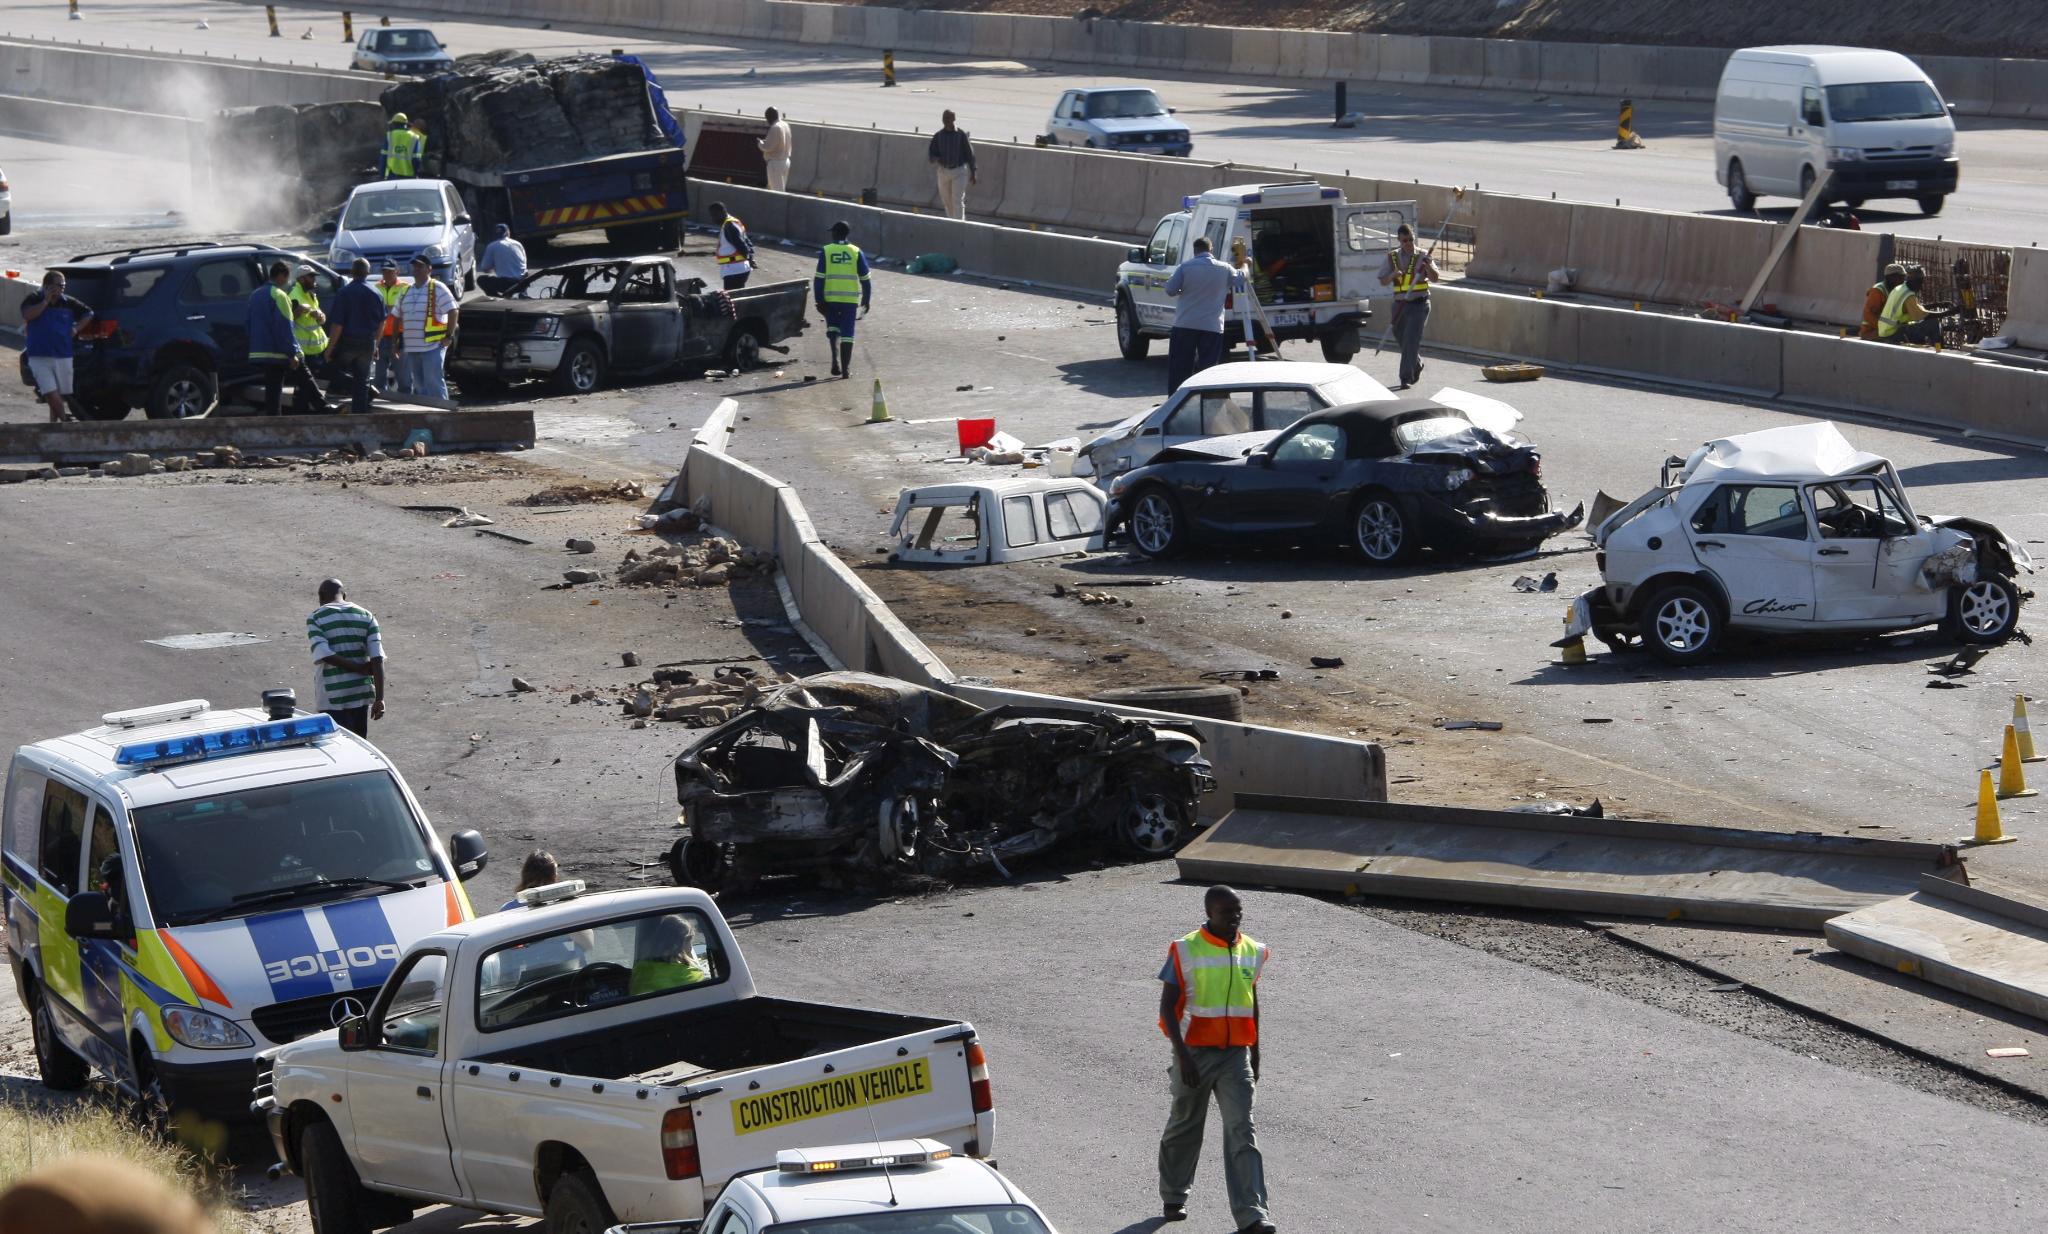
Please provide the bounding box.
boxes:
[1565,422,2030,664]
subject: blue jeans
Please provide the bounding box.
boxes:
[403,346,447,401]
[376,335,405,394]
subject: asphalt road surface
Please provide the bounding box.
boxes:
[8,0,2048,245]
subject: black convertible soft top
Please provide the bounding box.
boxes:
[1288,398,1468,458]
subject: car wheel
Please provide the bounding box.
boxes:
[553,337,606,395]
[1116,792,1185,857]
[722,323,765,372]
[463,263,476,293]
[1319,332,1359,364]
[1798,165,1819,204]
[1115,295,1151,360]
[667,834,732,892]
[146,364,215,420]
[543,1171,616,1234]
[300,1119,375,1234]
[1918,194,1946,216]
[1727,160,1756,211]
[1127,487,1186,559]
[27,983,89,1091]
[1950,575,2020,644]
[1639,582,1722,665]
[1353,494,1416,566]
[1091,683,1245,722]
[0,211,11,236]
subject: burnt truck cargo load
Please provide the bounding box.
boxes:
[382,51,689,245]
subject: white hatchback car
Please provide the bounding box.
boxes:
[1566,422,2030,664]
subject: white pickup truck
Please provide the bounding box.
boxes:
[256,883,994,1233]
[1115,181,1415,364]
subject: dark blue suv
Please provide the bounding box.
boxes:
[21,242,342,420]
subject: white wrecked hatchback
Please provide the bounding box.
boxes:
[1564,422,2032,664]
[890,478,1108,565]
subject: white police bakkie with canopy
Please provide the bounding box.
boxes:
[2,691,487,1129]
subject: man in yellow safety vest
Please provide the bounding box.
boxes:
[1378,222,1438,390]
[1879,265,1949,345]
[383,113,423,179]
[711,202,755,291]
[1156,886,1273,1233]
[812,220,872,379]
[289,265,330,371]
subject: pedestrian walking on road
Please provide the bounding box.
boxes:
[928,110,977,220]
[1861,263,1907,341]
[20,270,94,422]
[1163,236,1246,396]
[331,257,388,413]
[711,202,756,290]
[1157,885,1273,1233]
[478,223,528,296]
[1379,223,1437,389]
[397,253,458,401]
[247,259,326,416]
[382,112,423,179]
[374,260,409,396]
[814,220,871,379]
[307,578,385,740]
[759,107,792,193]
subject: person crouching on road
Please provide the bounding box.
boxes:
[1879,266,1950,346]
[1379,223,1437,390]
[397,253,459,401]
[20,270,94,423]
[247,260,326,416]
[711,202,755,291]
[478,223,527,297]
[1157,885,1273,1233]
[374,260,409,396]
[1861,263,1906,341]
[331,258,389,414]
[814,220,872,379]
[1164,236,1246,396]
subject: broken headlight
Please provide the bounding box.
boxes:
[521,318,563,338]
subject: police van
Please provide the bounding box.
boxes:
[2,691,487,1130]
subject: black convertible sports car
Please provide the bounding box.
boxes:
[1105,399,1583,564]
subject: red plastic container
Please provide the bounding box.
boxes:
[956,418,997,454]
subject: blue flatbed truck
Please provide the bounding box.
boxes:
[448,145,691,250]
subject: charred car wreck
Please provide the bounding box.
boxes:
[668,673,1216,890]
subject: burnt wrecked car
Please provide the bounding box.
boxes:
[667,673,1216,890]
[1106,398,1583,565]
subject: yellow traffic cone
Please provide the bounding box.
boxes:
[869,377,891,423]
[2015,695,2044,763]
[1996,724,2037,799]
[1965,768,2018,845]
[1558,607,1588,664]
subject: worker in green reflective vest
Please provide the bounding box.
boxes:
[811,220,872,379]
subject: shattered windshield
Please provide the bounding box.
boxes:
[1393,414,1474,451]
[343,189,446,231]
[514,265,624,301]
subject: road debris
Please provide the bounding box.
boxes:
[444,509,495,528]
[1512,572,1559,592]
[524,479,647,505]
[566,538,597,554]
[563,569,603,584]
[1987,1047,2032,1059]
[510,677,537,693]
[475,529,534,545]
[1310,656,1346,669]
[622,651,642,667]
[1436,719,1504,731]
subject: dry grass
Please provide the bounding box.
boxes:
[0,1094,258,1233]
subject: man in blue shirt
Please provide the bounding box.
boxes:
[812,221,872,379]
[1163,236,1247,395]
[20,271,94,422]
[245,259,326,416]
[477,223,528,296]
[329,258,390,413]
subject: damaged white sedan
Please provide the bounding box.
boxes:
[1564,422,2032,664]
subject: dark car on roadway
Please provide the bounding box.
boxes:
[15,242,342,420]
[1106,399,1583,565]
[449,256,807,394]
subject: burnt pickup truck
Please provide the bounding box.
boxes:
[450,256,806,394]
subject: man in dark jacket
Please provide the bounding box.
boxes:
[330,258,389,413]
[246,259,326,415]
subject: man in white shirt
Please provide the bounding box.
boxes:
[477,223,528,296]
[758,106,792,193]
[397,253,459,402]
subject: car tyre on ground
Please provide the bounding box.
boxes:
[1319,332,1359,364]
[1947,574,2021,644]
[1090,683,1245,722]
[543,1170,617,1234]
[300,1118,380,1234]
[1639,581,1723,665]
[1115,295,1150,360]
[668,833,732,892]
[723,322,766,371]
[553,336,606,395]
[1727,160,1756,212]
[1919,195,1946,216]
[1352,492,1417,566]
[1126,486,1186,558]
[27,982,89,1090]
[145,363,214,420]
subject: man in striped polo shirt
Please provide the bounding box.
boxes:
[307,578,386,738]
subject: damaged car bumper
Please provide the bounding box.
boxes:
[1420,494,1585,549]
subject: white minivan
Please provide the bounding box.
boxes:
[1714,46,1958,216]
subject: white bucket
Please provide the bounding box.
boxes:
[1048,448,1076,477]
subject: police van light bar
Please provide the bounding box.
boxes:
[776,1142,952,1175]
[1182,195,1198,209]
[114,714,336,769]
[515,879,586,907]
[102,699,211,729]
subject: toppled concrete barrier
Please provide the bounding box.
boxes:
[1177,795,1959,929]
[1825,872,2048,1023]
[0,407,535,466]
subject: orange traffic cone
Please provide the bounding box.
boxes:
[2014,695,2044,763]
[1995,724,2037,799]
[1965,768,2017,845]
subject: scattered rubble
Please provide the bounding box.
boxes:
[566,538,597,554]
[524,479,647,505]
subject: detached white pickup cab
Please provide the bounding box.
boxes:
[257,883,994,1234]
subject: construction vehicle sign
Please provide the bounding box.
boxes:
[733,1058,935,1134]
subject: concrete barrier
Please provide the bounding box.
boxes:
[1780,330,1960,419]
[1565,202,1675,302]
[1333,32,1379,82]
[1378,34,1431,85]
[1825,873,2048,1026]
[1650,47,1728,102]
[797,3,833,45]
[967,12,1016,59]
[1182,25,1236,74]
[1995,58,2048,119]
[1951,361,2048,444]
[1539,41,1602,96]
[691,186,790,239]
[1429,36,1487,89]
[1061,152,1152,234]
[1762,227,1883,327]
[1482,40,1543,94]
[1427,285,1582,368]
[996,144,1077,232]
[0,94,197,156]
[1011,14,1056,62]
[0,407,535,466]
[1922,55,1996,113]
[1575,304,1783,396]
[1465,193,1573,287]
[1596,45,1661,100]
[874,129,940,212]
[2005,247,2048,351]
[809,127,882,200]
[1230,28,1283,79]
[1658,214,1774,308]
[1273,31,1332,81]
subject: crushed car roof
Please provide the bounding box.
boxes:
[1682,422,1888,486]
